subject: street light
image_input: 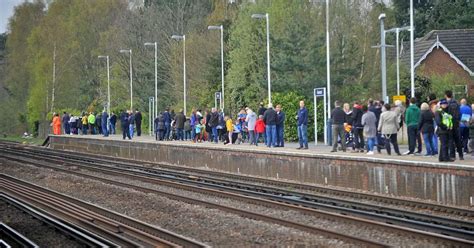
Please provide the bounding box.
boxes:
[385,26,410,96]
[171,34,186,115]
[119,49,133,110]
[410,0,415,98]
[208,25,225,113]
[251,13,272,105]
[144,42,158,123]
[98,55,110,116]
[379,13,388,103]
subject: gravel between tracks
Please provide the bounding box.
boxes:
[0,200,86,248]
[1,160,350,247]
[2,159,457,247]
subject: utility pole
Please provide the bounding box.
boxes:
[51,43,56,112]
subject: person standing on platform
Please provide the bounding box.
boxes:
[109,112,117,135]
[445,90,464,160]
[351,102,364,153]
[120,110,131,140]
[404,97,421,155]
[190,109,197,141]
[224,116,233,145]
[255,115,266,145]
[296,101,309,150]
[163,108,171,141]
[217,110,226,142]
[135,109,142,137]
[459,99,471,153]
[81,113,88,135]
[263,103,277,148]
[101,110,109,137]
[208,108,219,144]
[155,112,165,141]
[184,118,192,141]
[88,112,96,135]
[369,101,383,153]
[435,99,453,162]
[128,110,135,138]
[62,112,70,134]
[246,108,257,146]
[361,105,377,155]
[331,101,347,152]
[96,112,102,135]
[418,102,435,156]
[52,113,61,135]
[276,104,285,147]
[175,109,186,141]
[378,104,401,156]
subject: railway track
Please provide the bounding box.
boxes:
[0,222,39,248]
[1,144,473,246]
[0,174,208,248]
[3,145,473,236]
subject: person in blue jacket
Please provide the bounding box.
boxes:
[101,110,109,137]
[297,100,308,149]
[459,98,472,153]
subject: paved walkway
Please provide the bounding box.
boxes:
[59,134,474,168]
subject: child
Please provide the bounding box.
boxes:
[194,119,204,143]
[225,116,234,145]
[232,119,242,144]
[255,115,266,146]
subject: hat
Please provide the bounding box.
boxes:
[439,99,448,105]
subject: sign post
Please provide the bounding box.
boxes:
[149,97,155,136]
[314,88,327,146]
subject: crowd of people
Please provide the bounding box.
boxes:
[53,90,473,162]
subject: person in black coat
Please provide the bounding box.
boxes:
[435,99,453,162]
[263,104,278,148]
[154,112,165,141]
[276,104,285,147]
[135,109,142,136]
[418,102,435,156]
[351,102,364,152]
[120,110,131,140]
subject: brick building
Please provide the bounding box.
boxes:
[400,29,474,96]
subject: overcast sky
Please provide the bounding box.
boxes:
[0,0,25,34]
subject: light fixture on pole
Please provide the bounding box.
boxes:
[119,49,133,110]
[208,25,225,113]
[251,13,272,105]
[171,35,187,115]
[144,42,158,125]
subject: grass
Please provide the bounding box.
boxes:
[0,135,45,146]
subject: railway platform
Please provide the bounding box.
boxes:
[48,134,474,207]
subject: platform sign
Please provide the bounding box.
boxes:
[314,88,328,146]
[393,95,406,104]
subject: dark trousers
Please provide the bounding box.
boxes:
[136,121,142,136]
[276,125,284,147]
[102,123,108,137]
[177,128,184,141]
[122,125,131,139]
[439,133,450,161]
[460,126,469,152]
[156,130,164,140]
[449,127,463,159]
[332,124,346,151]
[64,123,70,134]
[164,124,170,140]
[384,134,400,155]
[353,127,364,150]
[408,125,420,153]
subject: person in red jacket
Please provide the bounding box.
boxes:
[255,115,266,146]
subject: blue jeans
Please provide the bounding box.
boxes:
[423,132,435,155]
[164,123,170,140]
[129,124,134,138]
[248,130,256,145]
[432,133,438,154]
[276,125,284,147]
[109,123,116,135]
[298,124,308,148]
[177,128,184,140]
[102,123,108,137]
[367,137,376,151]
[265,125,277,147]
[212,127,218,143]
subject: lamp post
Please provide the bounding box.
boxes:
[208,25,225,113]
[410,0,415,98]
[379,14,388,103]
[119,49,133,110]
[385,26,410,96]
[251,13,271,105]
[98,55,110,115]
[171,35,187,115]
[144,42,158,123]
